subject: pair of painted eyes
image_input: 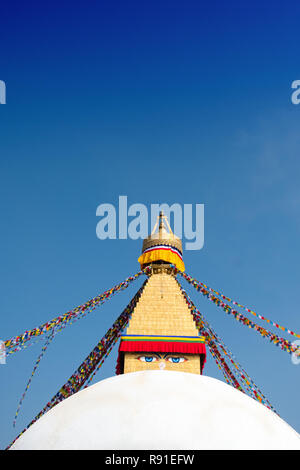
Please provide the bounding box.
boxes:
[138,356,186,363]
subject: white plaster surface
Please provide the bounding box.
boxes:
[11,371,300,450]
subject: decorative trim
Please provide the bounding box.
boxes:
[120,334,205,343]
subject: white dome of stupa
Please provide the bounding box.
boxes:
[10,370,300,450]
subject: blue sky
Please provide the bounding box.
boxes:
[1,0,300,448]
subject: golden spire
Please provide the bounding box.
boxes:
[138,211,185,272]
[116,212,206,375]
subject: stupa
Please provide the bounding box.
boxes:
[9,213,300,450]
[116,212,206,376]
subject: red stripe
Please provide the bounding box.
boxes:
[143,246,183,260]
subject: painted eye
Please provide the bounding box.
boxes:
[167,356,186,363]
[138,356,158,362]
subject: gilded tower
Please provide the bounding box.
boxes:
[116,212,206,375]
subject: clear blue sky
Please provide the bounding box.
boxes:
[1,0,300,448]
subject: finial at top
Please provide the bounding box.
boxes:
[159,211,164,233]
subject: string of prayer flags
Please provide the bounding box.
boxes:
[179,271,300,339]
[5,270,145,355]
[13,330,56,427]
[179,271,299,358]
[7,281,147,449]
[177,279,276,413]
